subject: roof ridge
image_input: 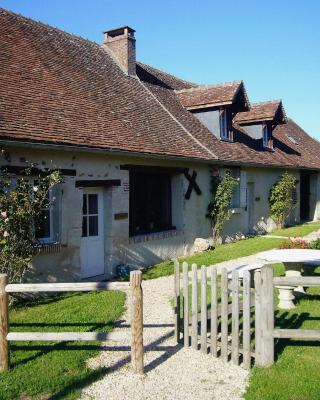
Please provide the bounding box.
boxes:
[137,61,197,87]
[0,7,99,48]
[175,80,243,93]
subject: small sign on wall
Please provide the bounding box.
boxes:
[114,213,128,220]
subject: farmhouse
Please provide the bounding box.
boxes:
[1,8,320,281]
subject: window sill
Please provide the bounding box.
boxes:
[220,137,233,143]
[129,228,179,244]
[230,208,242,214]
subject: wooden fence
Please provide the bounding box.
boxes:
[174,261,320,369]
[0,270,144,374]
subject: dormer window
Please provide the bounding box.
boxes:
[262,125,269,147]
[219,109,228,140]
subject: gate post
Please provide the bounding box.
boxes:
[0,274,9,372]
[255,265,274,367]
[130,270,144,374]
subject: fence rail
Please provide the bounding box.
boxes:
[0,271,143,374]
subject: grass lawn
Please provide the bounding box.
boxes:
[143,236,285,280]
[269,221,320,238]
[0,290,125,400]
[245,265,320,400]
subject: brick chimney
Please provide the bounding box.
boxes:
[103,26,136,76]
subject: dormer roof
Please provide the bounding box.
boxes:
[234,100,287,125]
[175,81,250,111]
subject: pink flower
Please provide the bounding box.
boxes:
[1,211,7,218]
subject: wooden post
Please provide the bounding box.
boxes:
[191,264,198,349]
[221,268,229,362]
[174,260,180,343]
[242,270,251,369]
[231,270,239,365]
[183,262,189,347]
[130,271,144,374]
[260,265,274,367]
[254,270,262,366]
[0,274,9,372]
[210,266,217,357]
[201,265,207,354]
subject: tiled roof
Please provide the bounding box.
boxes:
[234,100,286,124]
[1,9,320,171]
[137,63,320,170]
[175,81,249,109]
[0,9,214,161]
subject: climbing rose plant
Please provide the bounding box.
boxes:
[269,171,296,229]
[0,160,61,283]
[207,171,238,246]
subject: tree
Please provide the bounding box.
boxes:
[269,171,296,229]
[0,157,61,283]
[207,171,238,246]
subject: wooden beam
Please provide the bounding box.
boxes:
[130,271,144,374]
[5,282,129,293]
[75,179,121,188]
[0,275,9,372]
[274,329,320,340]
[274,276,320,287]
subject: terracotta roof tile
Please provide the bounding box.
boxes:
[0,9,213,161]
[234,100,286,124]
[175,81,248,109]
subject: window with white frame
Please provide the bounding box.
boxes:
[262,125,269,147]
[219,109,228,140]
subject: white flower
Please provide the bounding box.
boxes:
[4,218,9,223]
[33,186,38,192]
[1,211,7,218]
[3,231,9,238]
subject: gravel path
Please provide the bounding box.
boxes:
[81,275,248,400]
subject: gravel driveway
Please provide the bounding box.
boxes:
[81,275,248,400]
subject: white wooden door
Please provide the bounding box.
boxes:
[80,190,104,278]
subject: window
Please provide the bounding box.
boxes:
[34,183,53,243]
[219,109,228,140]
[82,193,99,237]
[262,125,269,147]
[229,168,240,208]
[129,171,173,236]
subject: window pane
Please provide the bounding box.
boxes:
[88,194,98,214]
[82,194,87,215]
[35,209,51,239]
[82,216,87,237]
[88,215,98,236]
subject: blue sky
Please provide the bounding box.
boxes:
[2,0,320,140]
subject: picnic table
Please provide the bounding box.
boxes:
[257,249,320,309]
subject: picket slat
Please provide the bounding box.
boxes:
[242,270,251,369]
[210,266,217,357]
[254,270,262,365]
[201,265,207,354]
[221,268,229,362]
[192,264,198,349]
[183,262,189,347]
[231,270,239,365]
[174,260,180,343]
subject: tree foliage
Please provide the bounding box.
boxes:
[269,171,296,229]
[0,157,61,283]
[207,171,238,246]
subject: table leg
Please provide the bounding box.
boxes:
[276,285,295,309]
[283,262,305,294]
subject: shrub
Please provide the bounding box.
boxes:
[0,157,61,283]
[279,239,310,249]
[269,172,297,229]
[207,170,238,246]
[310,239,320,250]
